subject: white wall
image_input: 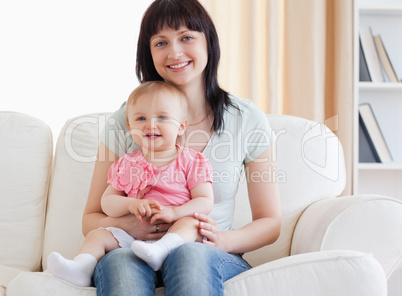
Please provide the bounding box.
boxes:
[0,0,153,139]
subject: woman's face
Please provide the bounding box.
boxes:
[150,25,208,89]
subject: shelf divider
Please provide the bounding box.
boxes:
[358,162,402,171]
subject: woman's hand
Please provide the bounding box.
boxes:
[194,212,224,250]
[121,214,171,240]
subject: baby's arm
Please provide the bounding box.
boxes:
[150,182,214,224]
[101,185,162,221]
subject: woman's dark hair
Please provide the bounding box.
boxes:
[136,0,235,132]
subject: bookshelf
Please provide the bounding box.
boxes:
[354,1,402,295]
[354,0,402,197]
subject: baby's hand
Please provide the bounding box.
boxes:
[150,207,175,224]
[136,185,153,199]
[129,199,162,222]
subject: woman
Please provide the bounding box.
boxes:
[82,0,281,295]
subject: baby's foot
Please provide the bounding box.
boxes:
[47,252,97,287]
[131,233,184,271]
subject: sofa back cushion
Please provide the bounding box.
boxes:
[0,112,52,271]
[234,114,346,266]
[42,113,110,268]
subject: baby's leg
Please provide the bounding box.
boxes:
[48,228,119,287]
[131,217,200,271]
[77,228,121,260]
[168,216,202,242]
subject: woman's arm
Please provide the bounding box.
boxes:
[82,142,170,240]
[82,142,117,236]
[150,182,214,223]
[196,146,281,254]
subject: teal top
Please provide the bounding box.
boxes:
[100,95,272,231]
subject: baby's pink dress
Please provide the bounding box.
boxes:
[107,146,213,206]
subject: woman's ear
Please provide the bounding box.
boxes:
[178,119,188,136]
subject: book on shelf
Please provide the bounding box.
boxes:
[359,103,392,163]
[359,120,378,163]
[359,27,384,83]
[359,39,371,82]
[373,34,399,83]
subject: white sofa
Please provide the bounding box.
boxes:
[1,111,402,296]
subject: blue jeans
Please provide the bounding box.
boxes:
[94,242,251,296]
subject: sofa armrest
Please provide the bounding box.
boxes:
[291,195,402,278]
[224,250,387,296]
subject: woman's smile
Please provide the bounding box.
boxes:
[167,61,192,70]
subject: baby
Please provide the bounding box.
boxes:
[47,81,214,286]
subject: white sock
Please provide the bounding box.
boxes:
[131,233,184,271]
[47,252,97,287]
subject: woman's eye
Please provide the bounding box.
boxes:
[158,116,166,121]
[137,116,146,121]
[155,41,167,47]
[182,36,193,41]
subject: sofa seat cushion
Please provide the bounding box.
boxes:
[0,265,23,292]
[6,271,165,296]
[7,272,96,296]
[6,251,386,296]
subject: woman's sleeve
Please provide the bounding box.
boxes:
[186,152,213,190]
[99,102,133,158]
[242,100,273,163]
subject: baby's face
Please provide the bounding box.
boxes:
[127,90,186,152]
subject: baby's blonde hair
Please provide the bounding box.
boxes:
[126,81,188,121]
